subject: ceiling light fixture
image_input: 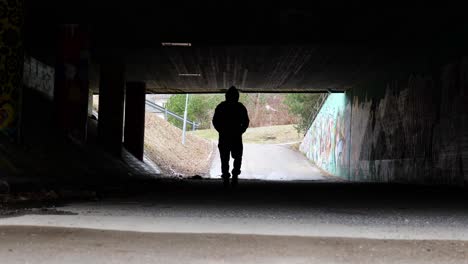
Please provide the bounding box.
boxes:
[178,73,201,77]
[162,42,192,47]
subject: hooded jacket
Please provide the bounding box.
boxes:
[212,87,249,136]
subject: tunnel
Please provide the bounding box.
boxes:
[0,2,467,263]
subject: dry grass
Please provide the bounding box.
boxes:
[144,114,214,177]
[190,124,303,144]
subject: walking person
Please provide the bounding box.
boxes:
[212,86,249,188]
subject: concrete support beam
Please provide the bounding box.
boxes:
[124,82,146,160]
[54,24,90,142]
[98,61,125,156]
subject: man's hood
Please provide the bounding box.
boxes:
[225,86,239,103]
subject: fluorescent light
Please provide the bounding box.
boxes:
[178,73,201,77]
[162,42,192,47]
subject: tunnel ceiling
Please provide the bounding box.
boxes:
[124,45,381,93]
[25,3,468,93]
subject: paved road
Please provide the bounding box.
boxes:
[210,143,325,180]
[1,181,467,263]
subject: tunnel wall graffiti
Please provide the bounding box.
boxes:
[0,0,24,137]
[23,56,54,99]
[301,57,468,185]
[21,57,55,147]
[300,94,348,177]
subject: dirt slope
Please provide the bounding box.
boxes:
[144,114,214,177]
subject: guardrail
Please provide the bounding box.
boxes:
[145,100,200,131]
[91,101,200,131]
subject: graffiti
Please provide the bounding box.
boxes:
[23,56,54,99]
[0,0,23,135]
[0,95,14,129]
[300,94,347,177]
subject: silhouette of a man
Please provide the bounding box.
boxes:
[212,86,249,187]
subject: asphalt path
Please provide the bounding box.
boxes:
[210,143,326,181]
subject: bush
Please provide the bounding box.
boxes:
[284,93,322,133]
[165,94,224,129]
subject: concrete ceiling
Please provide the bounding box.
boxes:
[121,45,421,93]
[24,3,468,93]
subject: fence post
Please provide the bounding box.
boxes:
[182,94,189,145]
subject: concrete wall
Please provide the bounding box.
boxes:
[301,57,468,185]
[300,94,348,177]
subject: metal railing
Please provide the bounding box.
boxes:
[91,101,200,131]
[145,100,200,131]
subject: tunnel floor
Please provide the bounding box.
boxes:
[0,225,466,264]
[1,180,467,239]
[1,180,467,263]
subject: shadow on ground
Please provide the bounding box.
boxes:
[5,178,467,212]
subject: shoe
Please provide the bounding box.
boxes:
[231,174,238,188]
[222,173,230,189]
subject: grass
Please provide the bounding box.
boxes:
[189,124,304,144]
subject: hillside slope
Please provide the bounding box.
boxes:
[144,114,214,177]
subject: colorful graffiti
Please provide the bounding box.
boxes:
[300,94,347,178]
[0,0,23,135]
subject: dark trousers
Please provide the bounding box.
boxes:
[218,135,243,177]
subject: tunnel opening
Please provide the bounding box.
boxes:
[140,92,344,182]
[145,93,325,181]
